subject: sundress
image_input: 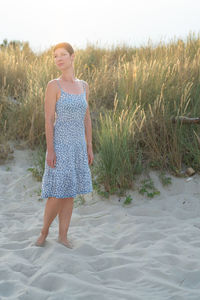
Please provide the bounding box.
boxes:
[40,78,93,198]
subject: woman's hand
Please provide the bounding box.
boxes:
[87,145,94,165]
[47,150,56,168]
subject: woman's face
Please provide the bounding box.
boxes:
[54,47,74,70]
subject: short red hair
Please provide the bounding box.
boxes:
[53,42,74,56]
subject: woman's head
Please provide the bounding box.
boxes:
[53,42,74,56]
[53,42,75,70]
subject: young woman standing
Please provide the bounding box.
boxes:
[35,42,93,248]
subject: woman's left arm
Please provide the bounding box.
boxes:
[84,81,94,165]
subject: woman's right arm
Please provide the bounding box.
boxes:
[44,80,57,168]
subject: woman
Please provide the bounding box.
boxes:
[35,42,94,249]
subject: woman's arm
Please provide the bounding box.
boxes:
[44,80,57,153]
[84,81,92,148]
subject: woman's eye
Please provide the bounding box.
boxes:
[54,53,67,58]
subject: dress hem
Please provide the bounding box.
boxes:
[40,189,93,199]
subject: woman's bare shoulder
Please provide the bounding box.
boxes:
[45,79,59,91]
[81,79,89,91]
[47,78,58,86]
[81,79,88,85]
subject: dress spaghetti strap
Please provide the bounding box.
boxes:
[56,79,63,91]
[81,80,86,94]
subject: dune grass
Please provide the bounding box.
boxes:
[1,33,200,195]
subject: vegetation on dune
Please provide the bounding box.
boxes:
[1,33,200,197]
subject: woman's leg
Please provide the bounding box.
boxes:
[58,197,74,247]
[35,197,60,246]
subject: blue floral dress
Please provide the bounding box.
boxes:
[41,78,93,199]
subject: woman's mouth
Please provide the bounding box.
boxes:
[58,63,64,66]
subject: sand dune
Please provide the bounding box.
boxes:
[0,141,200,299]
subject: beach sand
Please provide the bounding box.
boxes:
[0,141,200,300]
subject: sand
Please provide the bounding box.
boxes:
[0,141,200,300]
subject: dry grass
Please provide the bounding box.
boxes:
[1,33,200,191]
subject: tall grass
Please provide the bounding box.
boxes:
[1,33,200,193]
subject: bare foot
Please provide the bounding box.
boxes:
[57,237,73,249]
[35,230,48,247]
